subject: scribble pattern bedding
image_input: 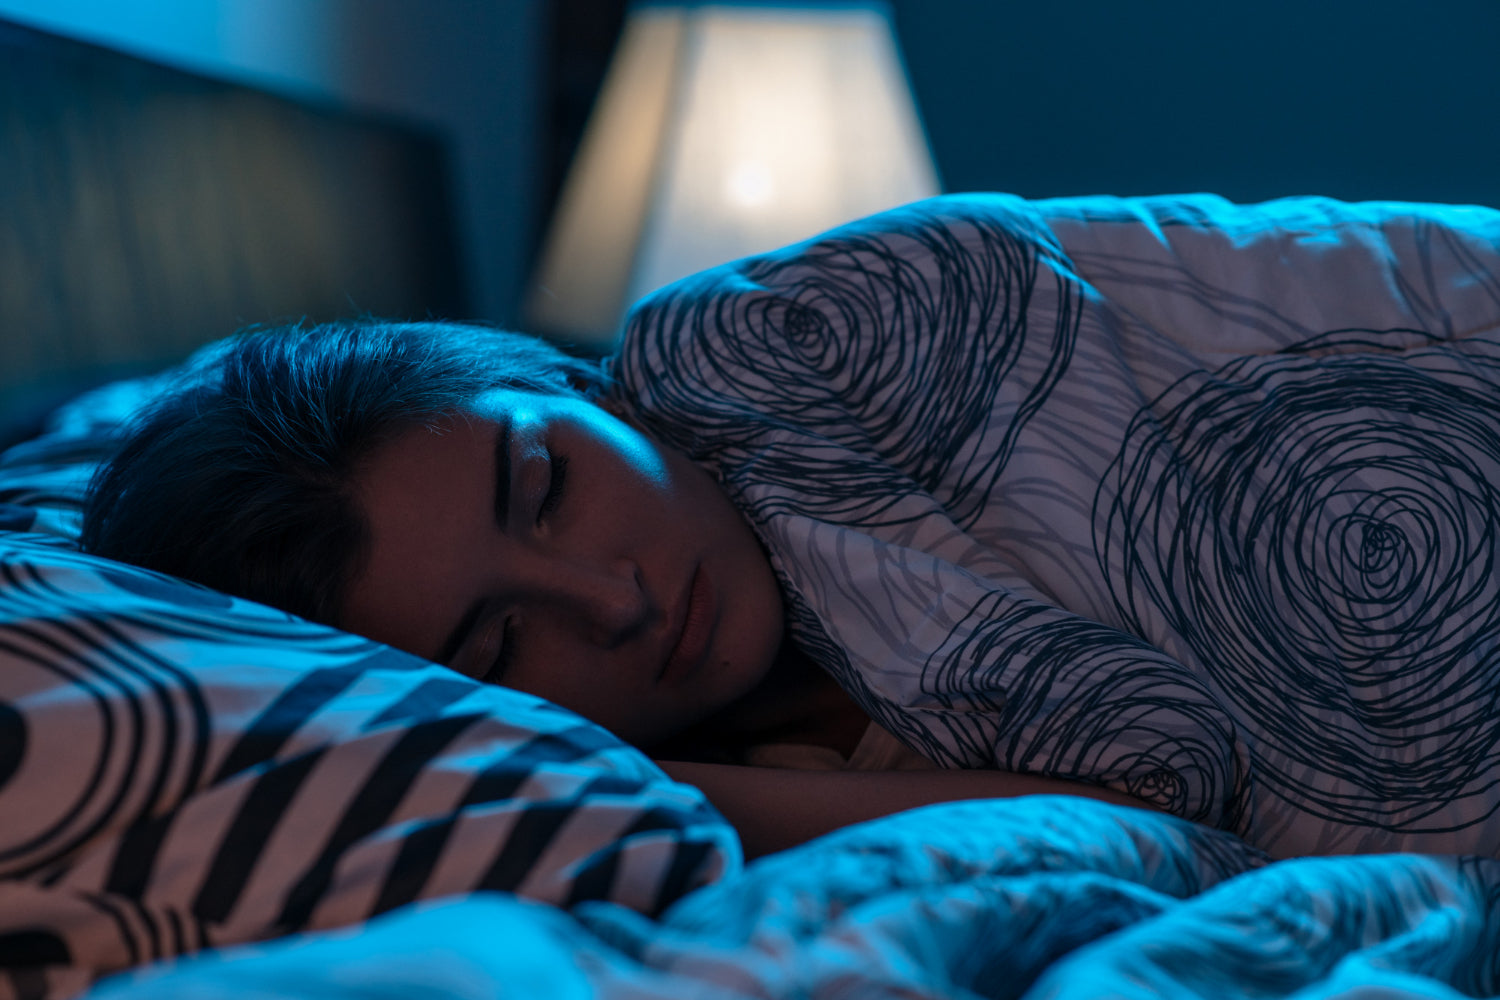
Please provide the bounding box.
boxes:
[617,193,1500,858]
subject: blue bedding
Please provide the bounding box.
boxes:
[89,797,1500,999]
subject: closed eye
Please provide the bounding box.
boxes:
[539,454,569,520]
[480,618,518,685]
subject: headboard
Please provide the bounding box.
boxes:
[0,17,468,446]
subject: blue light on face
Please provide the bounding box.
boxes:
[474,389,673,492]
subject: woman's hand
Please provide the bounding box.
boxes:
[653,760,1154,859]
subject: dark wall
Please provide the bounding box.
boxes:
[0,18,466,441]
[889,0,1500,208]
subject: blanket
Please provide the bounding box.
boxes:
[11,191,1500,997]
[615,193,1500,858]
[86,797,1500,999]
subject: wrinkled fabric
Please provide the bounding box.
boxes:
[616,193,1500,859]
[87,798,1500,999]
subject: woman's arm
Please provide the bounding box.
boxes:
[655,761,1153,859]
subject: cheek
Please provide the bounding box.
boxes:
[506,660,676,745]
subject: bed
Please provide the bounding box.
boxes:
[5,189,1500,1000]
[8,17,1500,1000]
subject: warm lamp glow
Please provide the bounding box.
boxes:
[527,2,940,349]
[726,161,774,208]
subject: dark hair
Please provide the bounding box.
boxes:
[80,319,609,626]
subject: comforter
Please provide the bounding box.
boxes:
[616,192,1500,859]
[90,797,1500,999]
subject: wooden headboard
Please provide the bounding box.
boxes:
[0,17,468,446]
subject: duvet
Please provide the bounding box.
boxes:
[90,797,1500,999]
[617,192,1500,859]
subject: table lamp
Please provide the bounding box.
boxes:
[526,1,940,350]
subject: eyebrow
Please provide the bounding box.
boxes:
[436,419,513,667]
[492,416,513,532]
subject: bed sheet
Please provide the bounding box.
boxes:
[87,797,1500,1000]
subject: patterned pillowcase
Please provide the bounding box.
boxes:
[0,382,739,997]
[0,374,168,540]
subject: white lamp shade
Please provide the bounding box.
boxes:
[526,2,940,349]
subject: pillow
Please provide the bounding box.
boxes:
[0,374,169,541]
[0,382,739,998]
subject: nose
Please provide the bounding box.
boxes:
[532,555,651,648]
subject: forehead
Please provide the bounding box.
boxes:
[341,412,495,656]
[367,387,551,471]
[467,388,671,484]
[355,408,500,551]
[466,385,545,416]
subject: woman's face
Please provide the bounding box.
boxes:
[341,388,786,747]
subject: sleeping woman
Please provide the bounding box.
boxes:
[81,192,1500,860]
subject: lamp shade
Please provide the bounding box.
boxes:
[526,2,940,349]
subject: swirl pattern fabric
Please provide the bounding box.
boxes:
[1098,339,1500,837]
[615,192,1500,857]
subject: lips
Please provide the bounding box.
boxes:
[660,564,715,683]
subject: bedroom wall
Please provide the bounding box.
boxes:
[537,0,1498,341]
[2,0,1494,338]
[889,0,1500,209]
[0,0,540,326]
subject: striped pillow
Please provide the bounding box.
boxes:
[0,387,738,997]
